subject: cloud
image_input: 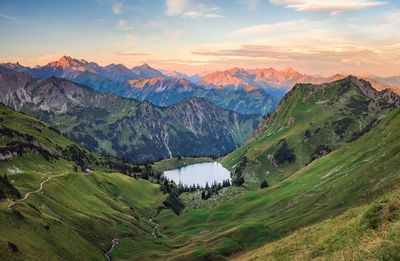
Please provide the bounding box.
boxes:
[0,13,17,21]
[165,0,222,18]
[117,50,149,56]
[117,19,133,30]
[269,0,386,15]
[239,0,260,10]
[232,20,308,36]
[165,0,188,16]
[183,6,223,18]
[112,0,123,14]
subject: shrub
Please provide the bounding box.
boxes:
[260,180,269,189]
[274,140,296,165]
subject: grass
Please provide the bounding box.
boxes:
[0,104,166,260]
[234,187,400,261]
[0,163,165,260]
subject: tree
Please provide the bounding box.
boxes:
[201,190,206,200]
[260,180,269,189]
[274,140,296,165]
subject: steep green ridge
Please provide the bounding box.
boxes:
[0,104,165,260]
[131,104,400,260]
[221,76,398,188]
[0,69,260,163]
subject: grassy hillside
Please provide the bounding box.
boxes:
[133,108,400,260]
[234,187,400,261]
[221,76,398,189]
[0,104,165,260]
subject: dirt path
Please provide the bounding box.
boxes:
[104,212,159,260]
[8,174,64,208]
[149,217,159,239]
[104,238,119,261]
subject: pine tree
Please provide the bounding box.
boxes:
[260,180,269,189]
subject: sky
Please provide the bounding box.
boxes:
[0,0,399,76]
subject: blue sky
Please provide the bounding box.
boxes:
[0,0,399,76]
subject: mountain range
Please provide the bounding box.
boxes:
[3,56,399,117]
[0,57,278,115]
[0,67,260,163]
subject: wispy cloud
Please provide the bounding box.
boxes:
[117,19,133,30]
[96,19,106,23]
[0,13,17,21]
[183,6,223,18]
[117,50,149,56]
[232,20,309,36]
[269,0,386,15]
[112,0,123,14]
[239,0,260,11]
[165,0,188,16]
[165,0,222,18]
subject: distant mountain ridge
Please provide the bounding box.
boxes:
[198,67,400,96]
[1,57,278,115]
[0,68,260,163]
[2,56,398,116]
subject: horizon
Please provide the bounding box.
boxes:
[3,54,398,79]
[1,0,400,76]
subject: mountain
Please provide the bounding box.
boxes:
[199,67,400,98]
[3,57,398,117]
[131,63,166,79]
[221,76,399,187]
[199,67,313,98]
[188,70,217,83]
[2,57,166,94]
[127,77,207,106]
[160,69,190,80]
[0,103,165,260]
[31,56,166,81]
[128,77,400,260]
[1,58,278,115]
[368,75,400,92]
[204,87,277,115]
[127,77,278,114]
[0,69,260,163]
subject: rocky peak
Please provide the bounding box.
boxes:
[57,56,76,67]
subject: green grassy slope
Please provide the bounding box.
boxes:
[0,104,165,260]
[234,187,400,261]
[221,76,397,189]
[137,108,400,260]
